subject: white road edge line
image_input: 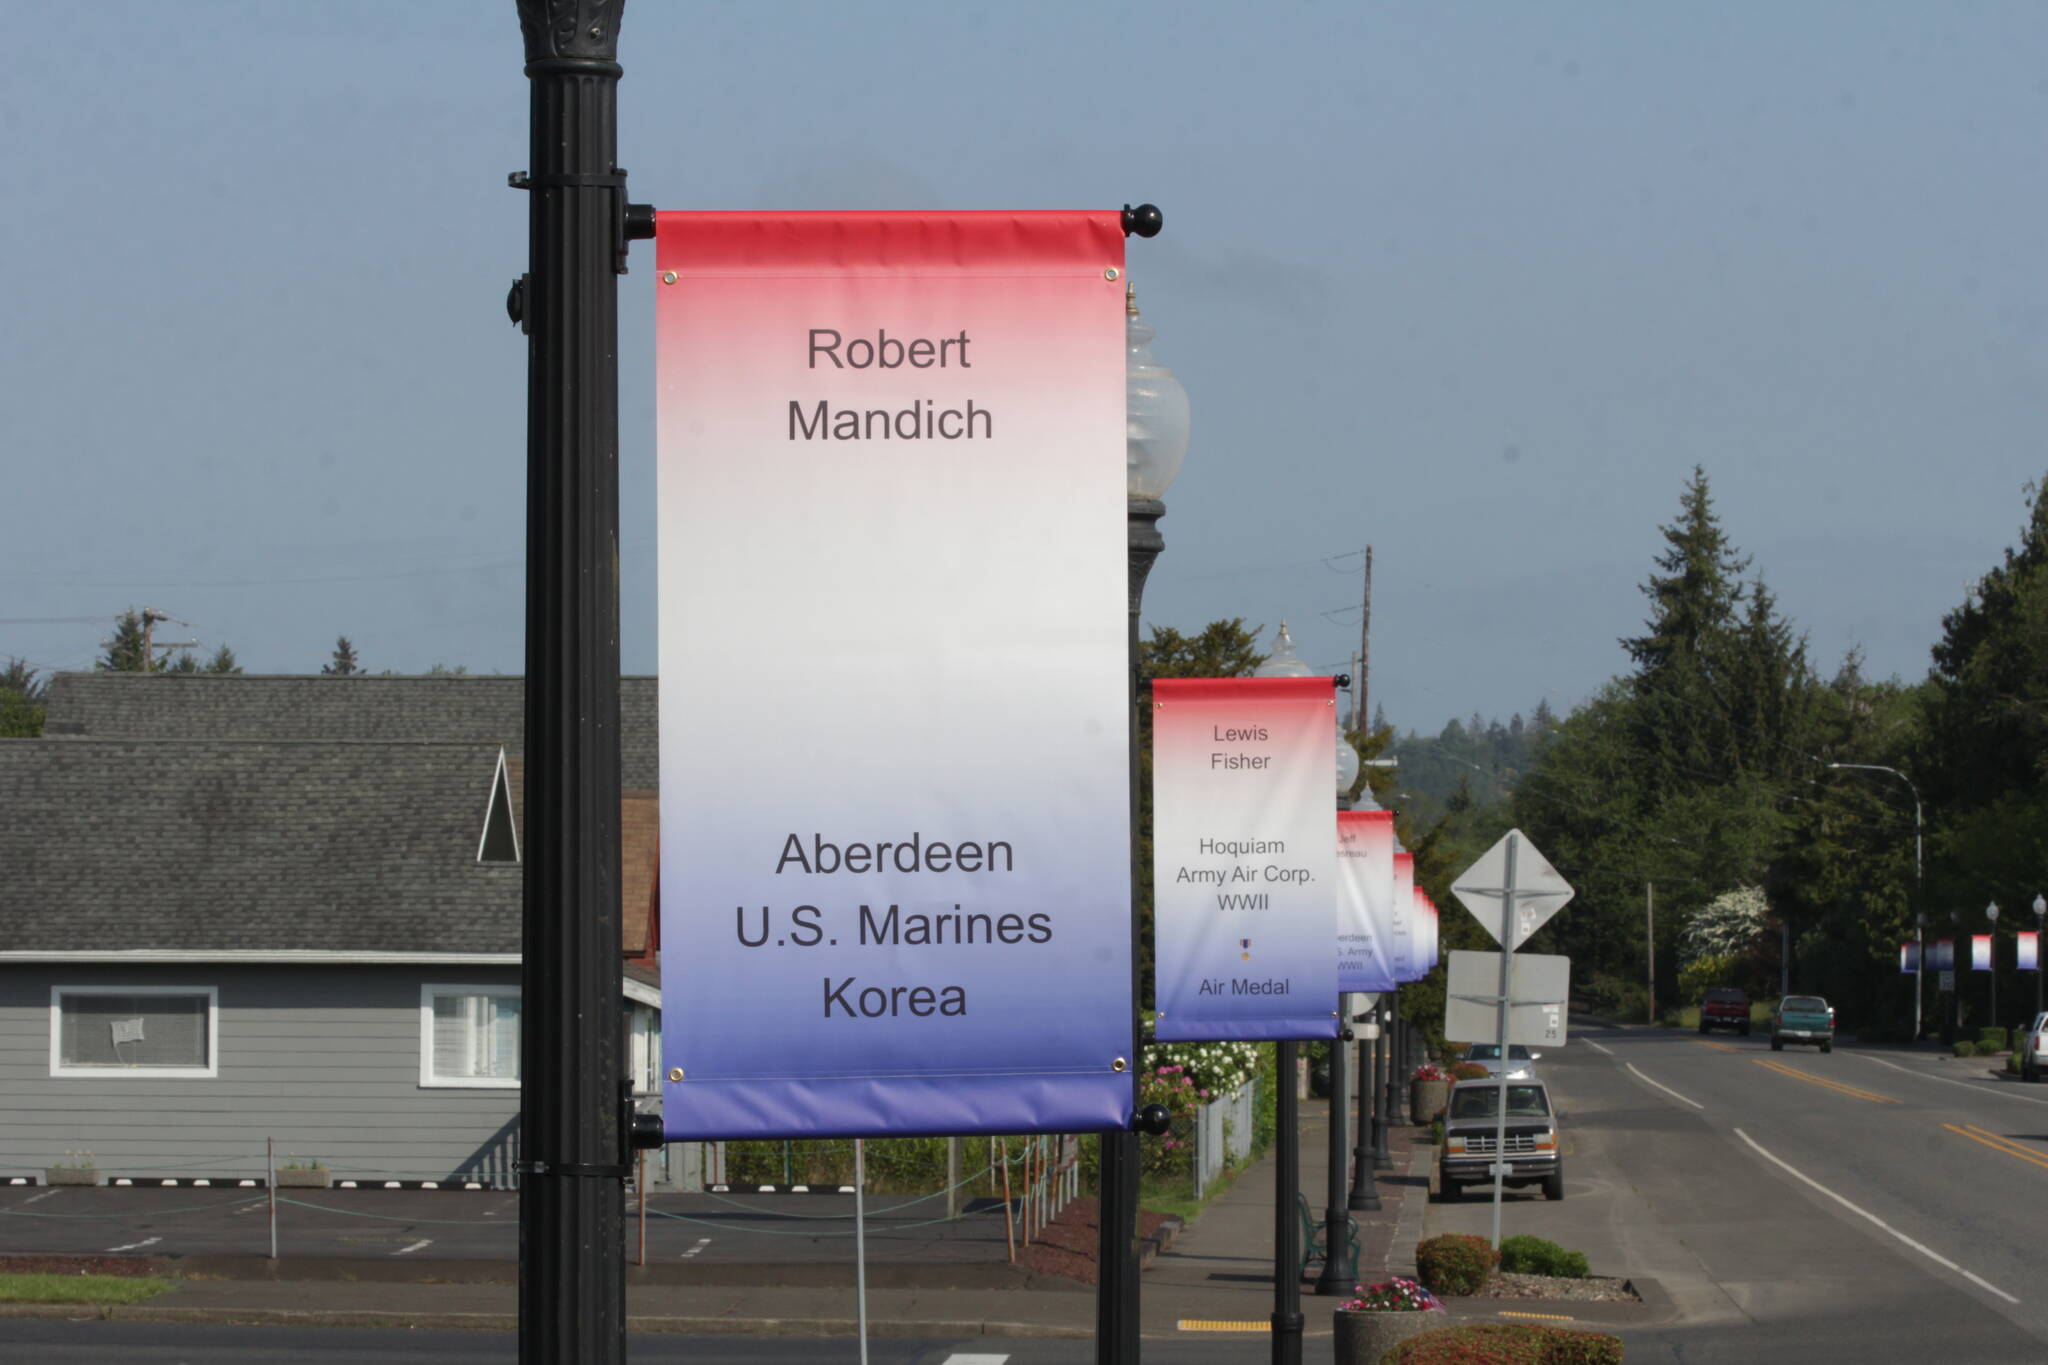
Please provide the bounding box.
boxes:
[1625,1062,1704,1109]
[1733,1127,2018,1305]
[392,1239,432,1256]
[104,1237,160,1253]
[1852,1054,2048,1106]
[1583,1040,1614,1056]
[20,1190,60,1206]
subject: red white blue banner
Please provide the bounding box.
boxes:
[1932,938,1955,971]
[1973,934,1993,971]
[1417,888,1440,971]
[1152,676,1340,1041]
[1899,941,1920,973]
[2019,931,2039,972]
[655,211,1132,1139]
[1390,849,1417,981]
[1335,808,1397,994]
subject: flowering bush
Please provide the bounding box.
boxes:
[1138,1063,1213,1115]
[1449,1062,1491,1082]
[1341,1276,1441,1313]
[1383,1323,1624,1364]
[1141,1014,1260,1097]
[1410,1063,1448,1082]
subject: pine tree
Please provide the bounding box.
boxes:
[0,658,44,737]
[322,636,362,676]
[204,645,241,674]
[97,610,161,673]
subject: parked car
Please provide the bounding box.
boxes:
[1462,1043,1540,1078]
[1770,995,1835,1052]
[2019,1012,2048,1082]
[1436,1077,1564,1202]
[1699,986,1751,1036]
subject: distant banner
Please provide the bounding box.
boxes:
[1390,849,1417,981]
[656,210,1133,1139]
[1152,676,1339,1041]
[1416,889,1440,971]
[1973,934,1993,971]
[1899,941,1920,973]
[1932,938,1955,971]
[2020,931,2039,972]
[1335,808,1397,994]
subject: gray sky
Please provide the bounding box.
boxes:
[4,2,2043,733]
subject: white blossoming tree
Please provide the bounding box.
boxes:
[1681,885,1771,965]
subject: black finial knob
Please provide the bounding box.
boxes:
[1122,203,1164,238]
[1134,1102,1174,1136]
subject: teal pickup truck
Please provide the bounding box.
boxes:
[1770,995,1835,1053]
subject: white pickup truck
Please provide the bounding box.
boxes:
[2020,1011,2048,1082]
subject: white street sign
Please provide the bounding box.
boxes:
[1451,829,1574,950]
[1444,951,1570,1046]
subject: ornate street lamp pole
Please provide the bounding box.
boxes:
[1109,259,1183,1364]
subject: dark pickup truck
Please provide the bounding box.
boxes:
[1699,986,1750,1036]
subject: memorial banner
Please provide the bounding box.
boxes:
[1973,934,1993,971]
[1335,808,1397,995]
[1899,941,1920,973]
[1391,847,1417,981]
[1933,938,1955,971]
[2020,931,2039,972]
[1152,676,1340,1040]
[1417,888,1440,971]
[656,211,1132,1139]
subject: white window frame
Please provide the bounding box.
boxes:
[419,983,522,1089]
[50,985,219,1079]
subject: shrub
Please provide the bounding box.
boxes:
[1498,1234,1590,1279]
[1383,1322,1624,1364]
[1953,1040,1978,1058]
[1978,1027,2009,1053]
[2009,1049,2023,1074]
[1449,1062,1491,1082]
[1427,1118,1444,1146]
[1415,1233,1498,1296]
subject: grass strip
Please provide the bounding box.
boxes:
[0,1272,173,1305]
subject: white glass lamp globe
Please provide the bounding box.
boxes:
[1256,622,1312,678]
[1335,729,1361,795]
[1126,287,1190,500]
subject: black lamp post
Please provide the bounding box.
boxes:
[510,4,659,1363]
[1108,262,1183,1365]
[1350,997,1383,1208]
[1316,732,1364,1293]
[2034,894,2045,1020]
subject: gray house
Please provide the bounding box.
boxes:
[0,675,665,1188]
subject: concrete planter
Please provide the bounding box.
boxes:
[44,1167,98,1186]
[274,1167,332,1189]
[1409,1078,1449,1125]
[1333,1307,1449,1363]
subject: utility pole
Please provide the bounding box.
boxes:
[1354,546,1373,734]
[510,4,657,1363]
[1646,883,1655,1025]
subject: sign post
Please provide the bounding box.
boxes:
[1450,829,1574,1250]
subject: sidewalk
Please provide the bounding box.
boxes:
[0,1100,1435,1341]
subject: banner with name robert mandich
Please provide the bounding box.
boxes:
[655,211,1132,1139]
[1152,676,1340,1041]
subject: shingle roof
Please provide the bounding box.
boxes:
[0,740,521,954]
[42,674,660,789]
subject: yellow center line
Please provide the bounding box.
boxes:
[1945,1123,2048,1173]
[1752,1058,1900,1103]
[1695,1040,1738,1053]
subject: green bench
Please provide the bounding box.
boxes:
[1295,1191,1361,1281]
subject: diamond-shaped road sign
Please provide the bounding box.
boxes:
[1450,829,1574,951]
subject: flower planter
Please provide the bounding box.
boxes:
[44,1167,98,1186]
[274,1167,332,1189]
[1409,1077,1449,1125]
[1334,1307,1449,1363]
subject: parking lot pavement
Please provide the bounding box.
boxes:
[0,1182,1033,1275]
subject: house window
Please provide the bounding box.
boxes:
[421,985,520,1088]
[51,987,218,1078]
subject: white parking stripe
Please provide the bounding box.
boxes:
[1582,1040,1614,1056]
[1734,1128,2018,1305]
[104,1237,160,1253]
[392,1239,432,1256]
[681,1237,711,1259]
[1625,1062,1704,1109]
[1852,1054,2048,1106]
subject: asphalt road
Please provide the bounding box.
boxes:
[1426,1023,2048,1363]
[0,1323,1269,1364]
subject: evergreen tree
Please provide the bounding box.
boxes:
[0,658,45,738]
[97,610,164,673]
[322,636,363,676]
[204,644,241,674]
